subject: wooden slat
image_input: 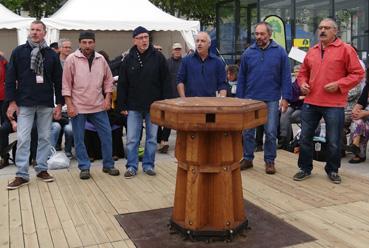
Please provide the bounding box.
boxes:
[0,178,10,248]
[9,186,24,248]
[56,171,97,247]
[37,181,69,248]
[28,181,54,248]
[47,179,82,248]
[19,185,38,248]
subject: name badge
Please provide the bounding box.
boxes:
[36,75,44,84]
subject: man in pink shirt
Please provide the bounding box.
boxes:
[293,18,365,184]
[63,31,120,180]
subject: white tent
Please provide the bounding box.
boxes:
[42,0,200,57]
[0,4,35,58]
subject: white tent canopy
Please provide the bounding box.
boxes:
[0,3,35,45]
[42,0,200,50]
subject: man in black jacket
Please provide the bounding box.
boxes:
[117,26,171,178]
[5,20,63,189]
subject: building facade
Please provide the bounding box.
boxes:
[216,0,369,64]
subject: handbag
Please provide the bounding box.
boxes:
[47,147,70,170]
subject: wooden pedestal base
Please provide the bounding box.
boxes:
[170,130,248,240]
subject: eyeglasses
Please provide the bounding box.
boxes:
[318,26,334,30]
[135,35,149,40]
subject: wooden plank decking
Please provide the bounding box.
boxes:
[1,150,369,247]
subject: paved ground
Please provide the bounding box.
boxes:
[1,129,369,180]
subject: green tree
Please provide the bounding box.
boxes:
[149,0,217,27]
[0,0,63,19]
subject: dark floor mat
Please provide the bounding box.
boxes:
[116,200,316,248]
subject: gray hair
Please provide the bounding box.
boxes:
[58,38,71,48]
[196,31,211,45]
[320,18,338,29]
[255,21,273,35]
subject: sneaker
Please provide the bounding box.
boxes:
[37,171,55,182]
[80,169,91,180]
[293,170,311,181]
[328,172,341,184]
[124,168,136,179]
[240,159,253,170]
[102,167,120,176]
[265,162,276,174]
[144,168,156,176]
[7,177,29,190]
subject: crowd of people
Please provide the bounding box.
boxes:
[0,17,367,190]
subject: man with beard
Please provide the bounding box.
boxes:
[63,31,120,180]
[293,18,364,184]
[236,21,292,174]
[6,20,63,189]
[117,26,171,178]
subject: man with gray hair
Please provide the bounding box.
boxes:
[58,38,72,68]
[293,18,364,184]
[236,21,292,175]
[177,31,228,97]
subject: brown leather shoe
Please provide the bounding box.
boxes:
[240,159,253,170]
[265,162,276,174]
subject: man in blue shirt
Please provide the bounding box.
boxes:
[177,32,228,97]
[236,21,292,174]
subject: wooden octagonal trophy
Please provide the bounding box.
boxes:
[151,97,267,241]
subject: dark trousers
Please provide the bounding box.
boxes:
[157,126,171,143]
[298,104,344,174]
[85,127,125,160]
[0,121,38,162]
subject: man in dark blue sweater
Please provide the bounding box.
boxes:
[5,20,63,189]
[176,32,228,97]
[236,21,292,175]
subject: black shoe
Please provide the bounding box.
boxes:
[293,170,311,181]
[80,169,91,180]
[348,156,366,164]
[348,144,360,156]
[240,159,253,170]
[144,168,156,176]
[328,172,341,184]
[0,157,9,169]
[55,144,62,151]
[102,167,120,176]
[159,144,169,154]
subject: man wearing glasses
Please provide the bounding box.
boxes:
[117,26,171,178]
[293,18,365,184]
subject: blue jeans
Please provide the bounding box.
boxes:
[298,104,344,174]
[71,111,114,170]
[64,122,73,153]
[243,101,279,163]
[16,106,53,180]
[50,122,62,147]
[126,111,158,172]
